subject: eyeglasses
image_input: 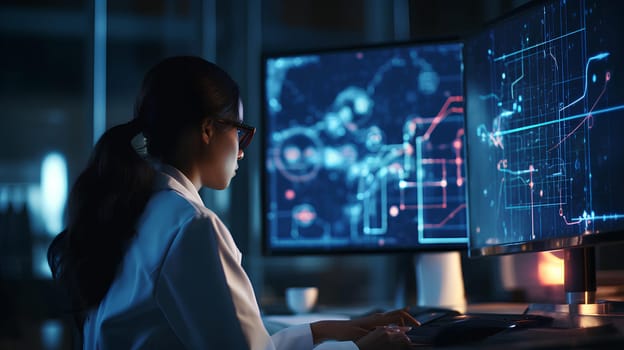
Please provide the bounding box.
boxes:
[215,119,256,150]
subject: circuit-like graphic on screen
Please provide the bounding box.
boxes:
[465,0,624,248]
[264,43,466,251]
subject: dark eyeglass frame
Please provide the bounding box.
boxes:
[215,118,256,150]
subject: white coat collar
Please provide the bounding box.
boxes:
[153,162,205,209]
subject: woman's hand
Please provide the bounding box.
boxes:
[310,307,419,344]
[351,307,420,330]
[355,325,412,350]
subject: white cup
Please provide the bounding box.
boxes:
[286,287,319,314]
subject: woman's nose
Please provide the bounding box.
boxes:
[237,149,245,160]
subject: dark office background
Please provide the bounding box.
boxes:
[2,0,624,349]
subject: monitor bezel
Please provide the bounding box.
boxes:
[260,37,468,256]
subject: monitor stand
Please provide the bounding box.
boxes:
[413,251,467,313]
[527,247,624,316]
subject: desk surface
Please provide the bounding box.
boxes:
[262,302,530,336]
[263,302,624,348]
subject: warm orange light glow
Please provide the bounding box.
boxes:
[537,251,564,285]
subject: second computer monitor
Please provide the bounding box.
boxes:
[262,39,467,254]
[464,0,624,256]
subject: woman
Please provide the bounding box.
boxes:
[48,56,417,349]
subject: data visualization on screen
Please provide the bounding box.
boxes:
[262,41,467,254]
[464,0,624,255]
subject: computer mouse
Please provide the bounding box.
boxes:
[432,316,515,346]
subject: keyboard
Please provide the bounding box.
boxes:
[407,311,554,346]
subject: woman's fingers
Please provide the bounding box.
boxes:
[378,325,412,344]
[383,308,420,327]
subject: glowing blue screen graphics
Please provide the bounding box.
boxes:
[263,41,467,252]
[465,0,624,253]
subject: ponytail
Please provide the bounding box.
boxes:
[48,118,155,325]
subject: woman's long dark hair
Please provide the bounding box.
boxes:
[47,56,240,327]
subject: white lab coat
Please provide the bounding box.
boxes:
[83,164,358,350]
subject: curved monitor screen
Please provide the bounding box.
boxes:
[464,0,624,256]
[262,40,467,254]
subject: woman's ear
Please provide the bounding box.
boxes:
[201,118,214,145]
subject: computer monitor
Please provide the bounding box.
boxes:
[464,0,624,312]
[261,39,468,310]
[261,39,467,255]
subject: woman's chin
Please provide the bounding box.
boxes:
[205,179,231,191]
